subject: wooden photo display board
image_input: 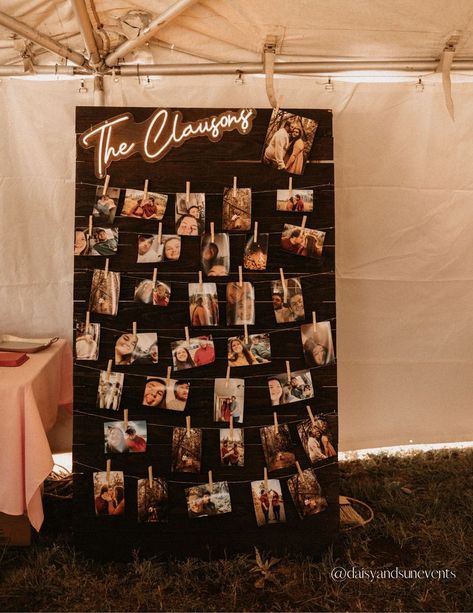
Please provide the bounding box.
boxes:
[73,107,337,559]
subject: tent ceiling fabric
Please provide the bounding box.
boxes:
[1,0,473,68]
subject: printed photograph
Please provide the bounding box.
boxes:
[171,336,215,371]
[226,281,255,325]
[276,189,314,212]
[89,269,120,316]
[134,278,171,307]
[201,232,230,276]
[297,416,337,464]
[262,109,318,175]
[268,369,314,406]
[115,332,158,366]
[220,428,244,467]
[96,370,124,411]
[301,321,336,367]
[281,224,326,258]
[175,192,205,235]
[171,426,202,473]
[137,234,181,263]
[222,187,252,231]
[227,333,271,367]
[142,377,190,412]
[137,477,168,523]
[213,377,245,423]
[260,423,296,471]
[104,420,147,454]
[185,481,232,518]
[93,186,119,224]
[75,321,100,360]
[287,468,328,519]
[251,478,286,526]
[122,188,168,220]
[271,277,305,323]
[74,227,118,257]
[93,470,124,516]
[243,234,269,271]
[188,282,219,326]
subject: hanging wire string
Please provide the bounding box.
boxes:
[74,458,336,485]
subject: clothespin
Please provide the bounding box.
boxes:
[106,458,111,484]
[102,174,110,196]
[143,179,149,201]
[253,221,258,243]
[184,326,190,344]
[279,267,287,302]
[264,467,268,490]
[288,177,293,199]
[208,470,213,493]
[123,409,128,430]
[233,176,237,197]
[210,222,215,243]
[152,268,157,286]
[148,465,153,489]
[238,265,243,288]
[307,405,316,425]
[104,258,109,278]
[230,415,234,439]
[132,321,137,336]
[198,270,203,290]
[88,215,93,235]
[273,411,279,434]
[301,215,307,232]
[166,366,172,387]
[286,360,291,384]
[295,461,305,480]
[106,359,112,382]
[85,311,90,334]
[157,222,162,246]
[312,311,317,333]
[225,365,231,387]
[186,415,191,437]
[185,180,191,204]
[244,324,249,344]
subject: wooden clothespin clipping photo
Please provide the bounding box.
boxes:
[279,267,288,302]
[244,324,249,344]
[88,215,93,236]
[85,310,90,334]
[123,408,129,430]
[312,311,317,333]
[238,265,243,288]
[301,215,307,232]
[230,415,234,439]
[208,470,213,493]
[264,466,268,490]
[210,221,215,243]
[106,359,112,382]
[152,268,157,286]
[143,179,149,201]
[186,415,191,437]
[288,176,293,199]
[185,180,191,204]
[102,174,110,196]
[286,360,291,384]
[157,222,163,246]
[198,270,203,289]
[166,366,171,387]
[184,326,190,344]
[273,411,279,434]
[148,465,153,489]
[253,221,258,243]
[233,176,238,197]
[225,365,231,387]
[104,258,109,279]
[295,460,305,480]
[307,405,316,425]
[132,321,137,337]
[106,458,111,484]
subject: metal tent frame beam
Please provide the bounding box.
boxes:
[0,10,88,67]
[104,0,200,67]
[70,0,102,69]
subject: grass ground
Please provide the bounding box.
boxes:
[1,449,472,612]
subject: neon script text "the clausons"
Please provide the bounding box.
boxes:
[79,108,257,178]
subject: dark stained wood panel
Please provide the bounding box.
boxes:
[73,107,338,559]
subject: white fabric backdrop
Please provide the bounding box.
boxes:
[1,76,471,451]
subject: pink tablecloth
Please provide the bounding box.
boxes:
[0,339,72,531]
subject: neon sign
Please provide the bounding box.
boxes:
[79,108,257,178]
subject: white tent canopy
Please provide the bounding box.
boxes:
[0,1,472,453]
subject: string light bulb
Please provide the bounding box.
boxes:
[112,67,119,83]
[416,77,424,92]
[324,77,334,92]
[78,79,88,94]
[234,70,244,86]
[143,75,153,89]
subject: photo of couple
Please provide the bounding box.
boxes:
[114,332,158,366]
[188,282,219,326]
[271,277,305,323]
[96,371,124,411]
[297,416,337,464]
[93,186,119,224]
[227,333,271,367]
[276,189,314,212]
[137,234,181,263]
[251,479,286,526]
[280,224,326,258]
[122,188,168,220]
[260,423,296,472]
[185,482,232,518]
[222,187,251,231]
[104,420,147,454]
[268,369,314,406]
[93,471,124,516]
[142,377,190,411]
[201,232,230,276]
[74,227,118,256]
[171,426,202,473]
[214,377,245,423]
[75,321,100,361]
[287,468,328,519]
[134,279,171,307]
[171,336,215,371]
[220,428,244,467]
[226,281,255,325]
[262,110,318,175]
[301,321,336,367]
[175,192,205,235]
